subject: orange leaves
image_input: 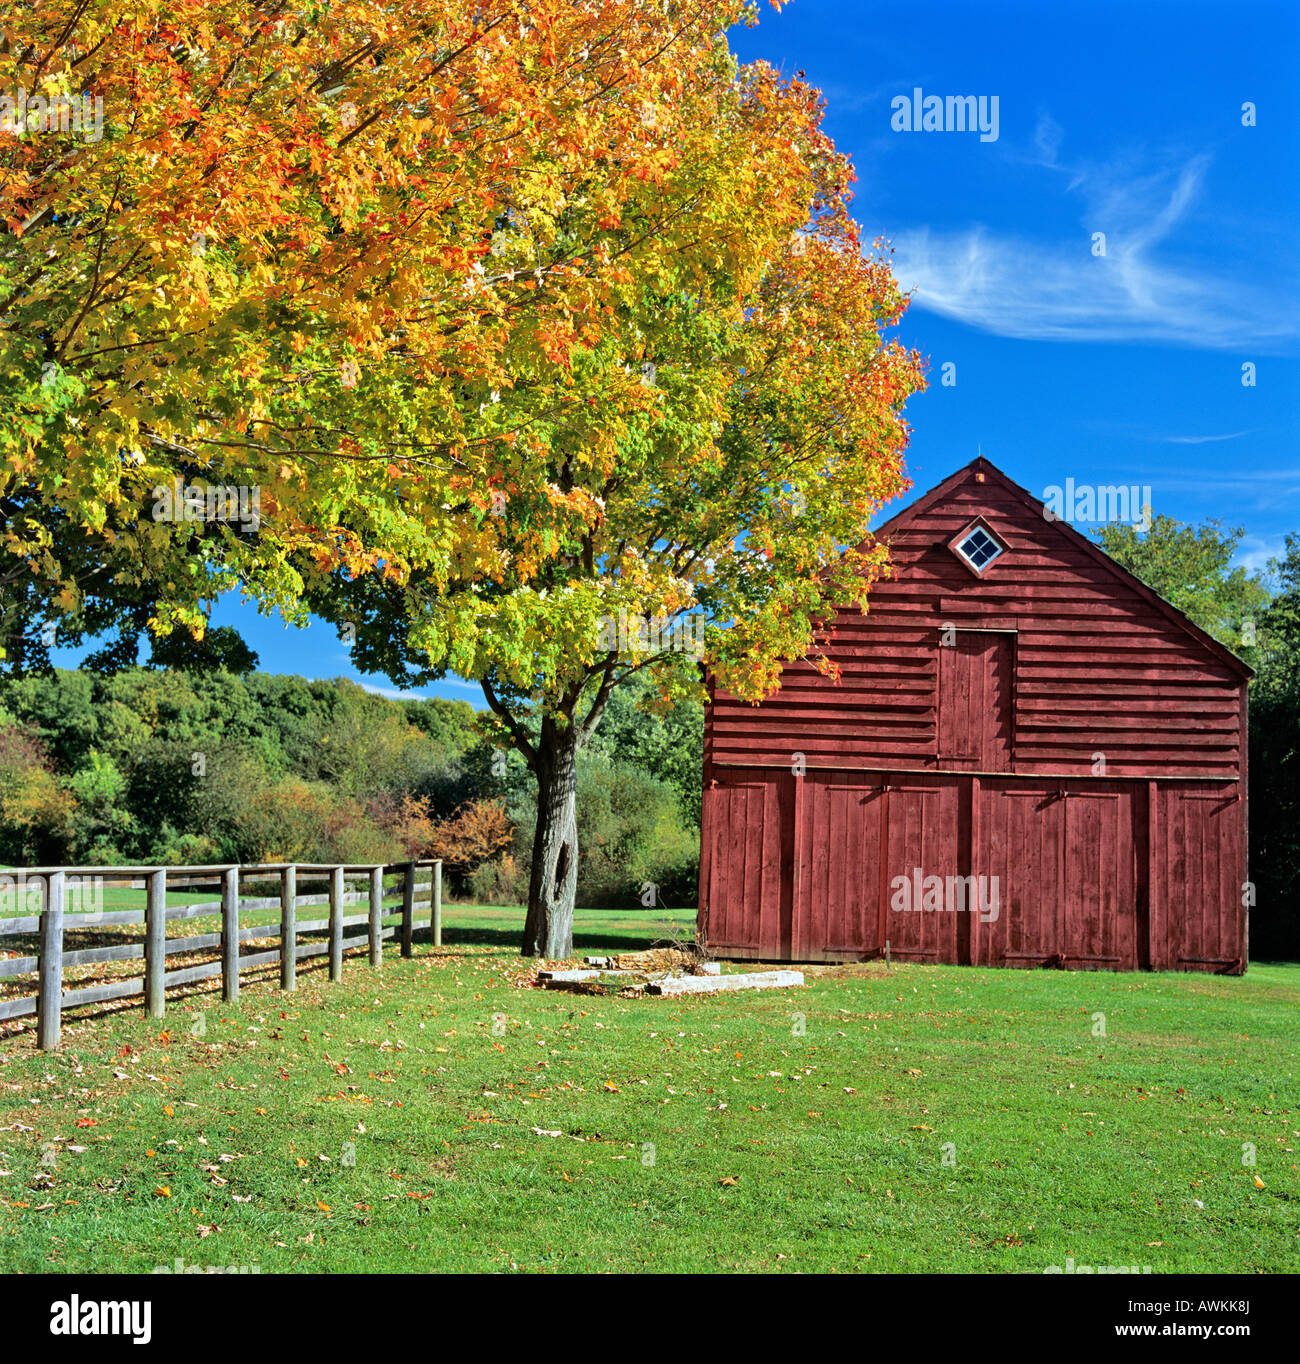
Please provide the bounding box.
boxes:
[9,0,921,737]
[428,799,513,875]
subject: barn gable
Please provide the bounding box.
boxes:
[699,456,1250,975]
[705,456,1249,782]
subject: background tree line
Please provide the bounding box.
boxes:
[0,664,702,913]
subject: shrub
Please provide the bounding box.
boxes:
[0,722,76,863]
[468,852,527,907]
[500,757,699,909]
[429,799,514,886]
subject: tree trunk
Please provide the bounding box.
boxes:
[521,723,580,958]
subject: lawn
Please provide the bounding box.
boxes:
[0,904,1296,1274]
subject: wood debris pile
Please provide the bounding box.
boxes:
[536,952,804,998]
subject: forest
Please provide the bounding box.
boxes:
[0,665,702,914]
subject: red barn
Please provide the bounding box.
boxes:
[698,457,1252,974]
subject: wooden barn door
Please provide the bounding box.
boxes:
[795,777,887,959]
[879,778,963,962]
[792,774,960,962]
[699,768,794,959]
[938,631,1013,771]
[1154,784,1244,971]
[974,781,1140,969]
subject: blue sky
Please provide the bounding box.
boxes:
[54,0,1300,701]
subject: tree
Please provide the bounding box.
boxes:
[428,798,514,882]
[2,0,781,657]
[1092,516,1269,666]
[1249,534,1300,960]
[313,60,925,955]
[5,3,924,954]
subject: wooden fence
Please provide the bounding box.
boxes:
[0,860,443,1050]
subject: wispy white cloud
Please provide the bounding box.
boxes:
[1236,533,1290,576]
[1154,431,1249,445]
[888,137,1297,349]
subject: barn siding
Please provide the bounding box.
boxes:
[698,459,1250,974]
[706,473,1244,781]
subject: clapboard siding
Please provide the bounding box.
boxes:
[707,467,1245,780]
[699,458,1251,974]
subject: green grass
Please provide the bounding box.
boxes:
[1,905,1297,1273]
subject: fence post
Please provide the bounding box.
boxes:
[329,866,344,982]
[368,866,383,968]
[37,871,65,1051]
[145,868,167,1019]
[401,860,415,958]
[221,866,240,1002]
[281,865,297,991]
[432,860,442,948]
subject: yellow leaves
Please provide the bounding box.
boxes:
[154,1186,171,1198]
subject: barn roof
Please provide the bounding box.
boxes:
[871,456,1255,680]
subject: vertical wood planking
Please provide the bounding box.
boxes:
[369,866,384,967]
[37,872,65,1050]
[1239,688,1250,968]
[431,861,442,948]
[281,865,297,991]
[145,868,167,1018]
[221,866,240,1002]
[402,860,416,958]
[329,866,344,981]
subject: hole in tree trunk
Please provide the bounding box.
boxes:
[554,843,569,899]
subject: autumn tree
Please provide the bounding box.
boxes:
[428,798,514,881]
[2,0,769,646]
[4,1,924,955]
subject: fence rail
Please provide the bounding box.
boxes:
[0,860,443,1049]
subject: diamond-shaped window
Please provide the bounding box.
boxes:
[951,523,1005,574]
